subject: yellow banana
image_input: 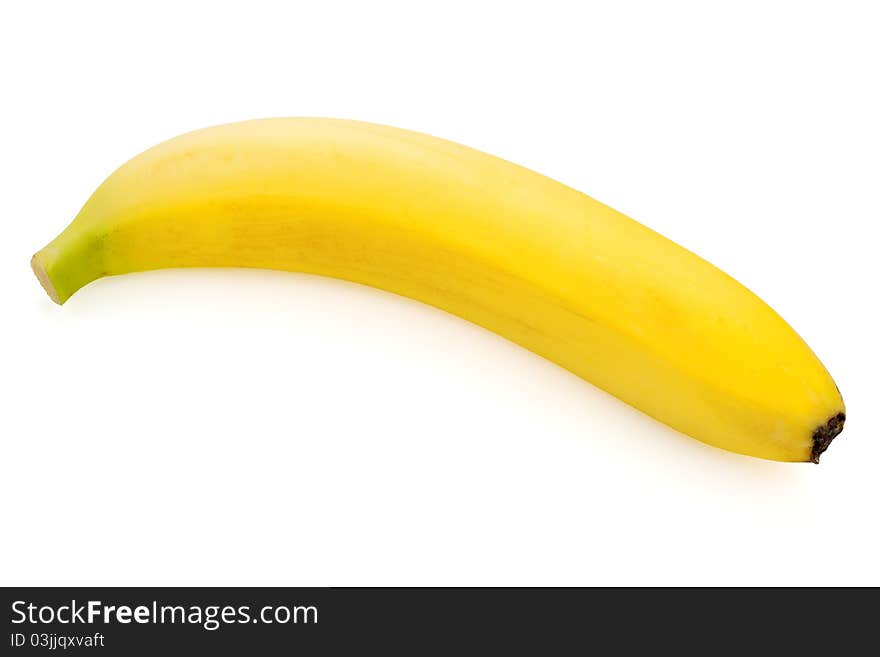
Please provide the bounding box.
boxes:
[32,118,845,462]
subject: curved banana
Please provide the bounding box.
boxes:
[32,118,845,462]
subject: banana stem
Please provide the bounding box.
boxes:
[31,232,103,305]
[31,251,61,304]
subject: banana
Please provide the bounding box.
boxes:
[32,118,845,462]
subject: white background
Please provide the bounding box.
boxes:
[1,1,878,586]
